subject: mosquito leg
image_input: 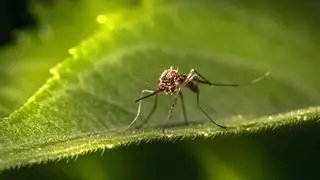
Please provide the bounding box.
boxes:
[196,91,226,129]
[179,91,188,125]
[136,93,158,129]
[162,93,180,133]
[194,69,270,87]
[126,90,156,130]
[192,69,213,85]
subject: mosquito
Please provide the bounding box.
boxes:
[127,66,270,132]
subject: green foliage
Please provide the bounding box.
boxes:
[0,0,320,179]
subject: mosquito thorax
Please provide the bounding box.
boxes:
[156,67,186,95]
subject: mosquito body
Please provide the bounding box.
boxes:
[127,66,269,132]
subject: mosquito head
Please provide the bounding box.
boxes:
[156,66,186,95]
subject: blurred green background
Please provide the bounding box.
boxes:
[1,0,320,180]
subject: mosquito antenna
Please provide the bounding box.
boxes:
[135,91,158,102]
[196,71,270,87]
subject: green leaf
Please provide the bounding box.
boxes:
[1,0,320,170]
[0,0,131,117]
